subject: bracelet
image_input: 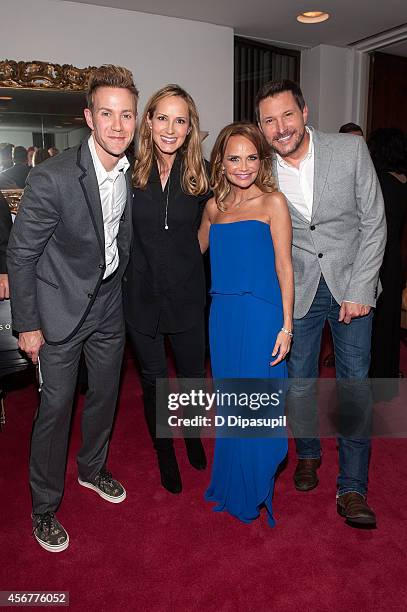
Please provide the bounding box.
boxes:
[281,327,293,338]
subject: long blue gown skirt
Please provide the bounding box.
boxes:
[205,221,288,526]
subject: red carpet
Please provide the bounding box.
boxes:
[1,340,407,611]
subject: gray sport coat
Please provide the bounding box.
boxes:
[7,140,132,344]
[273,129,387,319]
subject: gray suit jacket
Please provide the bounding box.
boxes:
[273,130,386,319]
[7,140,132,344]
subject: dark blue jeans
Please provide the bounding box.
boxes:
[287,276,373,497]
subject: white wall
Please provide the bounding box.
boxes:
[0,0,234,156]
[301,45,370,133]
[300,46,321,129]
[0,129,34,148]
[66,127,90,148]
[0,126,89,151]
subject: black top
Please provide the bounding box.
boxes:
[370,171,407,378]
[123,154,210,336]
[0,163,30,189]
[0,191,12,273]
[378,171,407,288]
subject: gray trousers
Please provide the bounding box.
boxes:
[30,274,125,514]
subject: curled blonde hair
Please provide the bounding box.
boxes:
[133,84,209,195]
[210,122,276,211]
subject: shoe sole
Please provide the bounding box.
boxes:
[294,480,319,492]
[337,505,376,525]
[160,478,182,494]
[188,462,207,471]
[34,533,69,553]
[78,478,126,503]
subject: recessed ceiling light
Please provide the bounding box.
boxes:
[0,96,12,100]
[297,11,330,24]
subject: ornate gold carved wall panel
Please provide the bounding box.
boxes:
[0,60,96,91]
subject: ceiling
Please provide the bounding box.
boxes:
[64,0,407,54]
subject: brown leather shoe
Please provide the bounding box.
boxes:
[337,492,376,526]
[293,458,321,491]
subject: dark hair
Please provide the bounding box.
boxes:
[255,79,305,122]
[13,145,28,163]
[339,122,363,135]
[86,64,138,111]
[210,121,276,211]
[368,128,407,174]
[32,148,50,167]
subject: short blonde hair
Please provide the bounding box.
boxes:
[86,64,138,111]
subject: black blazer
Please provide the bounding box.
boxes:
[124,155,210,336]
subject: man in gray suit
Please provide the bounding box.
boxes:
[256,80,386,526]
[8,65,138,552]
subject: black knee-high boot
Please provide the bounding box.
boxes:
[184,437,207,470]
[142,385,182,494]
[177,379,207,471]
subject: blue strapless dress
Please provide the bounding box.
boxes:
[205,221,288,526]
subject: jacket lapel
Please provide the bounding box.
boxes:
[311,131,333,220]
[272,154,310,224]
[77,141,105,256]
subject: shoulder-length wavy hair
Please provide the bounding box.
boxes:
[133,84,209,195]
[210,122,276,211]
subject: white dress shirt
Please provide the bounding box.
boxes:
[88,135,129,279]
[276,127,314,222]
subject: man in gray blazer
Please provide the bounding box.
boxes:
[256,79,386,526]
[7,65,138,552]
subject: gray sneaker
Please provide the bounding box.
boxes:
[32,512,69,553]
[78,469,126,503]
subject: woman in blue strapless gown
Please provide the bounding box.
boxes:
[199,122,294,526]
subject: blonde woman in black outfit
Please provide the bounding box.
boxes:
[124,85,210,493]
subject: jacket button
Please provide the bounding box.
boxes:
[98,264,104,269]
[318,253,323,258]
[88,293,93,298]
[310,225,315,230]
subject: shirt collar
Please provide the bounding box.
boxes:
[88,135,130,185]
[276,126,313,169]
[148,151,182,184]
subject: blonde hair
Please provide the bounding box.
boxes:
[133,84,209,195]
[210,122,276,211]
